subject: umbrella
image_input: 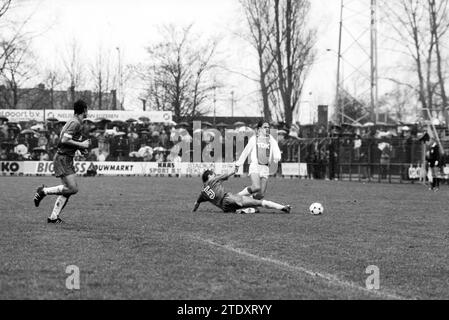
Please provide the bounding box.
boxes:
[33,147,48,153]
[126,118,137,123]
[94,118,111,123]
[203,129,216,136]
[46,117,59,122]
[289,129,300,139]
[138,146,153,157]
[20,129,36,135]
[237,126,254,133]
[139,116,150,122]
[202,121,213,127]
[216,122,228,128]
[31,124,45,131]
[418,132,430,142]
[0,116,8,122]
[234,121,246,127]
[177,121,189,127]
[277,129,287,135]
[140,130,150,135]
[153,147,166,152]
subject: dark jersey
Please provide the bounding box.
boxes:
[197,178,228,210]
[426,143,440,167]
[57,117,83,157]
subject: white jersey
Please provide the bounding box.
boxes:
[236,134,281,167]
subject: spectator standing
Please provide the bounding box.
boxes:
[0,148,8,160]
[426,137,442,191]
[98,150,106,162]
[37,133,48,150]
[159,130,169,148]
[49,131,58,148]
[379,141,392,180]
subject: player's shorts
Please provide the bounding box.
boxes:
[53,153,76,178]
[248,163,270,179]
[221,193,244,213]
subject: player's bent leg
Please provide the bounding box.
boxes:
[43,185,66,196]
[48,175,77,222]
[248,173,261,195]
[61,174,79,196]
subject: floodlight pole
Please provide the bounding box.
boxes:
[370,0,378,124]
[231,91,234,118]
[335,0,344,125]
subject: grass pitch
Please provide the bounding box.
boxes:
[0,176,448,299]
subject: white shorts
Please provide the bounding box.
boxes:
[248,163,270,179]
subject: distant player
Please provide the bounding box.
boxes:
[193,169,291,214]
[33,100,91,223]
[426,136,442,191]
[235,121,281,200]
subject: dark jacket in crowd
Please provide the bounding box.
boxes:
[426,142,441,167]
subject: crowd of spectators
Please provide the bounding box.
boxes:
[0,118,178,163]
[1,116,446,176]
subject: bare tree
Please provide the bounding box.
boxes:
[89,46,113,110]
[240,0,276,121]
[428,0,449,123]
[383,85,415,122]
[41,68,65,109]
[0,39,37,108]
[61,38,84,106]
[380,0,449,122]
[271,0,316,126]
[137,24,219,118]
[0,0,12,74]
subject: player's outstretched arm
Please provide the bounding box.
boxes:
[192,194,205,212]
[235,136,256,167]
[192,202,200,212]
[216,171,235,181]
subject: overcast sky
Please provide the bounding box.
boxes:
[7,0,381,123]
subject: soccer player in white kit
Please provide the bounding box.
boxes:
[235,121,281,200]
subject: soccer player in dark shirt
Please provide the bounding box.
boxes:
[193,168,291,214]
[426,137,442,191]
[33,100,91,223]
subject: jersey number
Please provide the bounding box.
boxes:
[203,186,216,199]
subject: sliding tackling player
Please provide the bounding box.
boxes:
[193,169,291,214]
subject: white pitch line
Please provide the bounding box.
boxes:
[187,234,410,300]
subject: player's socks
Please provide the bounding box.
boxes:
[49,195,69,220]
[43,185,65,195]
[238,187,252,196]
[262,200,284,211]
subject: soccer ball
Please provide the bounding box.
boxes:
[309,202,323,215]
